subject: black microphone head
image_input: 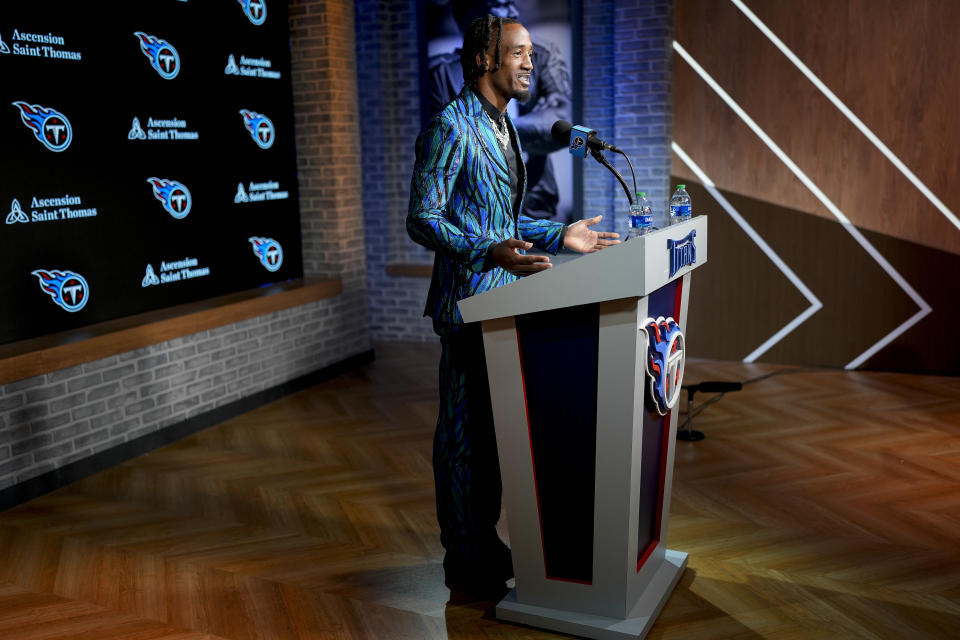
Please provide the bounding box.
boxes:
[551,120,573,145]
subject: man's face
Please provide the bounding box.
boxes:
[484,23,533,103]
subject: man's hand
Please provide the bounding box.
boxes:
[563,215,621,253]
[491,238,552,276]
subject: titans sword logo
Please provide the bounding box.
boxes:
[249,237,283,272]
[134,32,180,79]
[12,102,72,152]
[642,316,685,416]
[238,0,267,25]
[32,269,89,312]
[147,178,192,219]
[239,109,274,149]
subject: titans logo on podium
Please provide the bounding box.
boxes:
[12,102,72,152]
[249,237,283,272]
[668,229,697,278]
[147,178,192,219]
[239,109,274,149]
[238,0,267,25]
[134,32,180,79]
[642,316,685,415]
[32,269,89,312]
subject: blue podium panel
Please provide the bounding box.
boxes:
[515,302,600,584]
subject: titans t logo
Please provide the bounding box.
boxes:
[12,102,72,152]
[238,0,267,25]
[147,178,192,219]
[249,237,283,272]
[134,32,180,79]
[642,316,685,416]
[32,269,89,312]
[239,109,274,149]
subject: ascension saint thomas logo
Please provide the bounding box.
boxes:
[7,199,28,224]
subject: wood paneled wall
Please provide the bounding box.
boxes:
[672,0,960,373]
[672,0,960,256]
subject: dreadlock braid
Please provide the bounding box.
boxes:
[459,14,519,87]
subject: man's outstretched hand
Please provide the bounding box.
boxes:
[564,216,620,253]
[491,238,552,276]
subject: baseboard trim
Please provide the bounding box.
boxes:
[0,348,375,512]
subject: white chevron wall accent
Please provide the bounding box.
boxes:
[672,41,932,370]
[672,142,822,362]
[729,0,960,235]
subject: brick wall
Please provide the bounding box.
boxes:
[574,0,676,233]
[0,0,372,493]
[354,0,437,342]
[356,0,675,342]
[614,0,674,229]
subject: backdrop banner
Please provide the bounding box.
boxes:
[0,1,303,345]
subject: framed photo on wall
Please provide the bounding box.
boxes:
[420,0,581,224]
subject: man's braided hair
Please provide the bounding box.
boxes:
[460,15,519,87]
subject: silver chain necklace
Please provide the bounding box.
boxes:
[485,112,510,150]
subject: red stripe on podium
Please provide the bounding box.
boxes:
[638,276,684,573]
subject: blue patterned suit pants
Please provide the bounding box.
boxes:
[432,320,503,559]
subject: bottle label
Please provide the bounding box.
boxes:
[629,214,644,228]
[678,204,691,217]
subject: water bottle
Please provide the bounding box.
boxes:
[669,184,692,224]
[626,192,653,240]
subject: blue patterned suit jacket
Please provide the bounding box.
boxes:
[407,87,566,324]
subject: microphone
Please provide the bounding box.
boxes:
[551,120,621,154]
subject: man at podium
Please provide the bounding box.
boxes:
[407,14,619,598]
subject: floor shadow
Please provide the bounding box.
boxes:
[441,568,764,639]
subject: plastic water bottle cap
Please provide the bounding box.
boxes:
[676,184,686,189]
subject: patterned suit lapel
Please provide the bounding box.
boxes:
[472,117,511,185]
[459,89,510,184]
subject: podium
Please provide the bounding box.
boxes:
[458,217,707,639]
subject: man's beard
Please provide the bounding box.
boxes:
[512,88,531,103]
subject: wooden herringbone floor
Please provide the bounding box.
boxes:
[1,342,958,639]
